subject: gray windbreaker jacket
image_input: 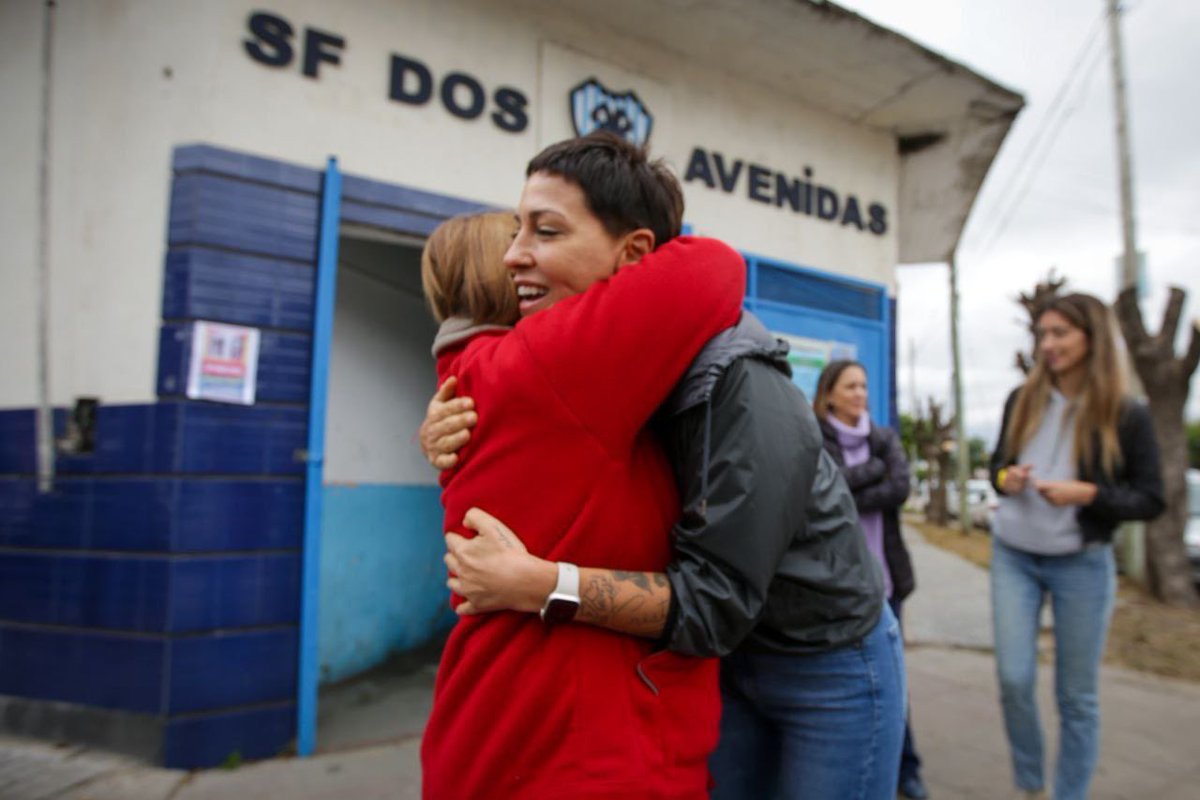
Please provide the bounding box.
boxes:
[657,313,885,657]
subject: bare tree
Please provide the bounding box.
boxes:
[914,399,955,527]
[1013,270,1068,375]
[1114,286,1200,609]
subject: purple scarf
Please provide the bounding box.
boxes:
[826,412,892,598]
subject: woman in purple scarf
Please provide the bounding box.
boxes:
[814,360,927,800]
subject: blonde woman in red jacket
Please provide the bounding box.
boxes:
[417,133,746,800]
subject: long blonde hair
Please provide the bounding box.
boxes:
[1003,292,1126,479]
[420,211,519,326]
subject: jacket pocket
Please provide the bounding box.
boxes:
[634,650,721,772]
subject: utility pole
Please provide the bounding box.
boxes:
[908,337,918,419]
[1106,0,1147,583]
[1107,0,1139,293]
[36,1,56,494]
[948,253,970,534]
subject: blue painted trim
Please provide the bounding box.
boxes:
[741,251,893,425]
[297,158,341,757]
[743,248,890,293]
[753,296,888,333]
[885,296,897,428]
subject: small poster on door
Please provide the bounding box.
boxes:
[186,321,261,405]
[774,332,857,401]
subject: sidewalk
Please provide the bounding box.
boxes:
[900,526,1200,799]
[3,524,1199,799]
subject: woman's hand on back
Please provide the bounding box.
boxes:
[420,376,478,469]
[445,507,556,615]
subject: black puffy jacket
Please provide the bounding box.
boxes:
[820,420,915,602]
[657,313,885,657]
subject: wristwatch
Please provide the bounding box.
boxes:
[539,562,581,624]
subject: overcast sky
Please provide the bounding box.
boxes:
[837,0,1200,446]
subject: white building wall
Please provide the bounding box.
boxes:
[324,239,438,486]
[0,6,44,409]
[0,0,900,408]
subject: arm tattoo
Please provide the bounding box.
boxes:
[580,570,670,637]
[612,570,652,592]
[581,574,619,623]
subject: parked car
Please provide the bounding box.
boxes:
[1185,469,1200,588]
[945,478,999,531]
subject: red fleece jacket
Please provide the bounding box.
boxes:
[419,237,746,799]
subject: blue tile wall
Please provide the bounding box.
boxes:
[339,200,444,239]
[0,478,36,541]
[0,144,504,766]
[17,478,173,550]
[163,703,294,769]
[340,173,486,218]
[167,628,297,714]
[0,625,163,713]
[53,404,181,476]
[0,553,299,634]
[161,247,315,331]
[0,477,302,552]
[168,173,319,263]
[0,410,37,474]
[0,553,168,631]
[168,554,300,632]
[174,145,476,220]
[172,479,303,552]
[157,324,311,404]
[47,402,305,477]
[174,144,321,194]
[174,403,306,475]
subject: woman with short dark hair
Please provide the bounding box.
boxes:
[418,133,746,799]
[430,133,906,799]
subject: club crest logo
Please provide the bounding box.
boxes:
[569,78,654,147]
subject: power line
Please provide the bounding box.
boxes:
[964,12,1109,258]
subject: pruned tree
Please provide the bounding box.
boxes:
[1013,269,1068,374]
[913,399,955,527]
[1114,286,1200,608]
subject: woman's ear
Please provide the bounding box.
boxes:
[616,228,656,267]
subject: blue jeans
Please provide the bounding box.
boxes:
[709,605,906,800]
[888,598,923,787]
[991,539,1115,800]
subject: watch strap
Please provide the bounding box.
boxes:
[555,561,580,599]
[539,561,580,622]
